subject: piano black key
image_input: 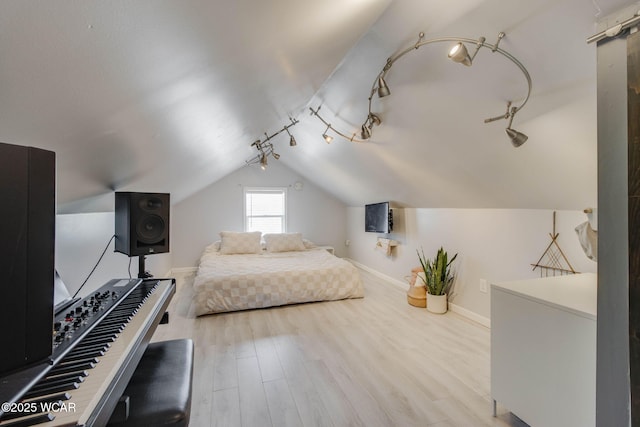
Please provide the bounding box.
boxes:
[73,336,116,347]
[90,325,124,335]
[76,334,118,349]
[43,371,88,383]
[42,372,88,388]
[98,313,132,321]
[70,342,110,353]
[30,376,83,393]
[76,332,118,343]
[24,382,79,399]
[47,362,96,376]
[112,302,140,308]
[24,393,71,405]
[56,357,99,368]
[58,350,104,362]
[92,318,130,328]
[0,413,54,427]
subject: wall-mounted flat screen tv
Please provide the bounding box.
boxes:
[365,202,393,233]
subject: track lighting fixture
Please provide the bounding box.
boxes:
[286,127,297,146]
[448,43,471,65]
[447,37,485,67]
[309,105,369,143]
[360,31,531,146]
[245,118,299,169]
[506,128,528,147]
[484,102,529,147]
[308,32,530,147]
[368,113,381,126]
[377,76,390,97]
[361,124,371,139]
[322,125,334,144]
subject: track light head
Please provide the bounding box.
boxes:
[369,113,381,126]
[322,125,333,143]
[361,124,371,140]
[377,76,390,97]
[272,152,280,160]
[285,127,297,146]
[260,154,268,170]
[506,128,528,147]
[448,43,472,66]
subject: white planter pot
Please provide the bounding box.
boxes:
[427,293,447,314]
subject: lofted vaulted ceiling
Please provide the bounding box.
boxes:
[0,0,635,213]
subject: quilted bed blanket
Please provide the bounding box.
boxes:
[193,248,364,315]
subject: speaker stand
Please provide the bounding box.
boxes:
[138,255,153,279]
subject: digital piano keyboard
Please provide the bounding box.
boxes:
[0,277,175,427]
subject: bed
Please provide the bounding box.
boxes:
[192,232,364,316]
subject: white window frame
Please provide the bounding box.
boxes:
[243,187,288,233]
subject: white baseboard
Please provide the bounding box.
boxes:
[347,259,408,290]
[448,302,491,328]
[348,259,491,328]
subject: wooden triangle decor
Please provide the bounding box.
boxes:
[531,211,578,277]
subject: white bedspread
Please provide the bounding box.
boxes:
[193,248,364,315]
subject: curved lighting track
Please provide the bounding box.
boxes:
[311,32,532,147]
[364,32,532,147]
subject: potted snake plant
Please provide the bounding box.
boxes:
[417,247,457,314]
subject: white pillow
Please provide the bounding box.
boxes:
[219,231,262,254]
[263,233,306,252]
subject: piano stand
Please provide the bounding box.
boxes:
[107,339,194,427]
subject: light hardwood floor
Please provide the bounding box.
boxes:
[151,269,528,427]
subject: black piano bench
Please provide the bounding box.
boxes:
[107,339,194,427]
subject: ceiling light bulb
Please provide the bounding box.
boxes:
[322,125,333,143]
[448,43,472,66]
[272,152,280,160]
[369,113,381,126]
[289,135,297,146]
[377,76,390,97]
[506,128,528,147]
[260,154,268,169]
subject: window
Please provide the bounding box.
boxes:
[244,187,287,233]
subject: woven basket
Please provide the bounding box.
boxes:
[407,268,427,308]
[407,287,426,307]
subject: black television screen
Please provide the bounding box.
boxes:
[365,202,392,233]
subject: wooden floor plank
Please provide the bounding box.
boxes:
[212,387,241,427]
[263,378,303,427]
[237,356,271,427]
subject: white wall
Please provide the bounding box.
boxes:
[346,208,597,319]
[55,212,173,297]
[172,161,348,267]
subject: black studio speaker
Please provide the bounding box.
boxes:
[0,142,55,375]
[114,192,170,256]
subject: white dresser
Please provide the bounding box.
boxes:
[490,273,597,427]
